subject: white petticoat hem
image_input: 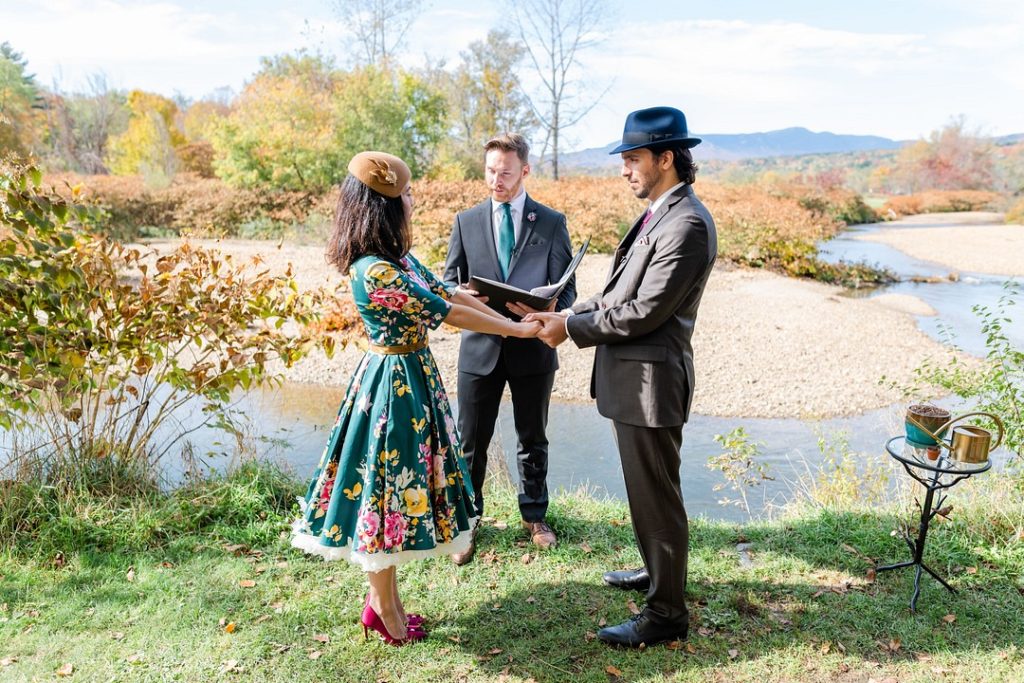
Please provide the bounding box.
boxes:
[289,516,479,572]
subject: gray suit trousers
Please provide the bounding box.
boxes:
[611,421,689,625]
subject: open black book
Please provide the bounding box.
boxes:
[467,237,590,312]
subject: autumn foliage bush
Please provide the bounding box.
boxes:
[49,172,887,287]
[1007,198,1024,225]
[882,190,1000,217]
[46,172,318,239]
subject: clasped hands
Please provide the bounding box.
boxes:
[506,301,569,348]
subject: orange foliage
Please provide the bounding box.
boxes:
[882,190,999,217]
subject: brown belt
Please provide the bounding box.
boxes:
[367,338,428,355]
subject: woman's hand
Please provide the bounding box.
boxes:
[511,319,543,338]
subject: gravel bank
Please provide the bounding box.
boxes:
[157,238,956,419]
[853,212,1024,277]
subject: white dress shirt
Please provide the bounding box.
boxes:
[490,188,527,250]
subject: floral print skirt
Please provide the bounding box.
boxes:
[290,347,477,571]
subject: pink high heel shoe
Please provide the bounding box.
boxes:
[361,603,427,645]
[363,594,425,628]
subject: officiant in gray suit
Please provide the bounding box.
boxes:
[442,133,576,565]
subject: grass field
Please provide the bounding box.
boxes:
[2,463,1023,682]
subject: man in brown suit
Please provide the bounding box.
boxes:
[519,106,717,647]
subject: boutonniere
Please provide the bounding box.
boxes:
[527,211,537,223]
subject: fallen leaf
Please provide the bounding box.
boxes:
[811,590,825,599]
[126,568,136,583]
[223,544,248,555]
[492,603,502,610]
[239,580,256,588]
[111,631,126,641]
[967,566,978,575]
[493,520,508,530]
[820,641,831,654]
[585,631,596,641]
[606,665,623,676]
[526,596,536,604]
[489,648,504,655]
[126,653,144,664]
[313,634,329,643]
[866,568,877,583]
[219,617,227,627]
[889,638,901,652]
[220,659,241,674]
[520,553,533,565]
[307,650,321,660]
[56,663,74,677]
[1,657,17,667]
[448,635,462,643]
[728,648,739,659]
[160,561,174,569]
[626,600,641,615]
[610,519,626,527]
[666,640,681,650]
[685,643,697,654]
[224,622,236,634]
[270,602,284,612]
[598,616,607,627]
[580,542,593,553]
[255,614,272,624]
[275,561,289,569]
[942,614,957,624]
[697,626,714,637]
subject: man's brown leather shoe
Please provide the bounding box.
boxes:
[450,527,477,566]
[523,520,557,550]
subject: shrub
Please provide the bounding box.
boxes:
[882,190,1000,217]
[1006,197,1024,225]
[0,163,331,505]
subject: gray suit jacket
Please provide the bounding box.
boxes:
[566,184,717,427]
[444,194,576,377]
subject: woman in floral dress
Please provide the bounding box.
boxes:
[291,151,540,645]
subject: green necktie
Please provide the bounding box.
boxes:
[497,202,515,279]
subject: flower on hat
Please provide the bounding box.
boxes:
[527,211,537,222]
[370,159,398,186]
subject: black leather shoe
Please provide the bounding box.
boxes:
[597,612,687,648]
[602,567,650,591]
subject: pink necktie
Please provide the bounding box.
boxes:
[640,209,653,228]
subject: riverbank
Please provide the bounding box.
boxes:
[2,464,1022,682]
[151,238,955,419]
[852,212,1024,277]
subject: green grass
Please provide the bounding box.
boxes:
[2,466,1024,682]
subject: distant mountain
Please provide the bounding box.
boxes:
[995,132,1024,145]
[559,127,903,173]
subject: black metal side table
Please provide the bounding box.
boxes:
[876,435,991,611]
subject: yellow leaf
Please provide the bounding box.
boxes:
[224,622,236,633]
[239,579,256,588]
[56,663,74,677]
[606,665,622,677]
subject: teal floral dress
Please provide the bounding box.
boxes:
[291,252,477,570]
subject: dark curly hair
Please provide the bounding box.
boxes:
[650,144,698,185]
[326,175,410,273]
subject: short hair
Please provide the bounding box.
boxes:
[484,133,530,165]
[326,174,410,273]
[650,144,698,185]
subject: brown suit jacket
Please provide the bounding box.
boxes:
[566,183,717,427]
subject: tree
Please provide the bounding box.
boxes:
[0,42,41,158]
[507,0,610,179]
[332,0,423,66]
[43,74,128,174]
[106,90,185,182]
[212,54,445,192]
[894,116,995,192]
[442,29,538,177]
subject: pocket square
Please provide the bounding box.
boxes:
[636,235,650,246]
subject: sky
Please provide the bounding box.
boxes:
[5,0,1023,152]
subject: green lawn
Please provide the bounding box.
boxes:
[2,468,1023,682]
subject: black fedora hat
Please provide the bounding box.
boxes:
[609,106,701,154]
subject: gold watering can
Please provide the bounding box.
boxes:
[905,409,1005,464]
